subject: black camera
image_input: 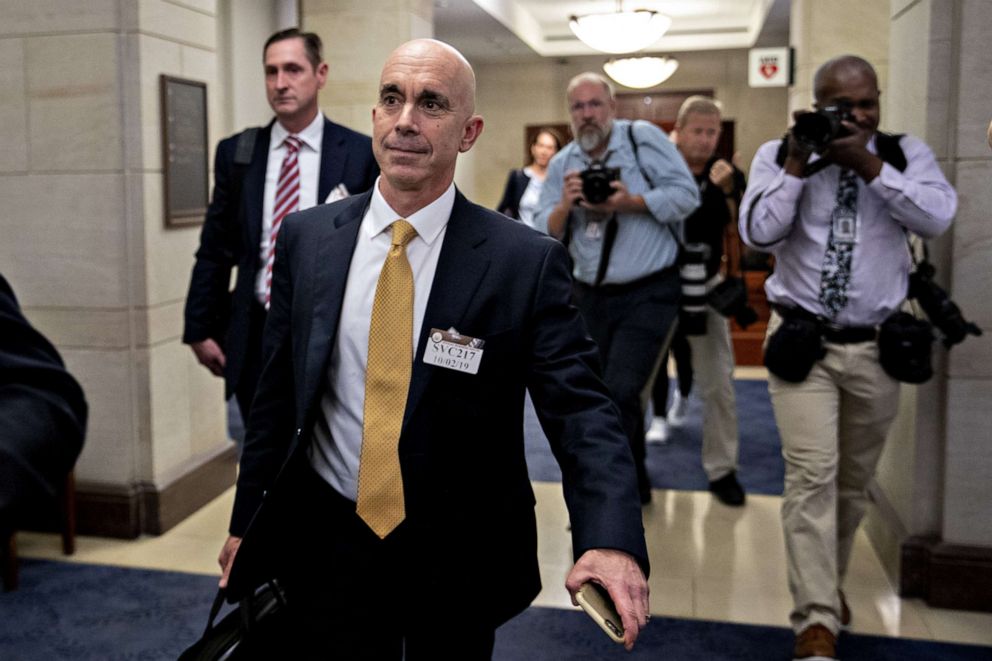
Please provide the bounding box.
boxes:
[792,103,854,151]
[709,276,759,329]
[580,162,620,204]
[908,260,982,348]
[679,243,710,336]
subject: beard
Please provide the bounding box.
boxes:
[575,119,612,154]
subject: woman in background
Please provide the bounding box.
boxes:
[497,128,562,228]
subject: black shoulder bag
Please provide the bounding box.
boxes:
[178,581,288,660]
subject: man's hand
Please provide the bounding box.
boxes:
[218,535,242,588]
[191,338,226,377]
[823,120,882,181]
[562,170,586,207]
[566,549,650,651]
[547,170,587,238]
[583,180,647,215]
[709,158,736,195]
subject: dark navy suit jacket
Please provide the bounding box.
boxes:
[183,117,379,398]
[0,274,86,533]
[227,189,648,625]
[496,168,531,220]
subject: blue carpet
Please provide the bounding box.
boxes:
[3,560,989,660]
[525,378,785,495]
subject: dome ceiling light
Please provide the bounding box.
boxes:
[569,2,672,54]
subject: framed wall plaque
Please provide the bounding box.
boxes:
[160,75,209,227]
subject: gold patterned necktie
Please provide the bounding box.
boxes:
[356,219,418,538]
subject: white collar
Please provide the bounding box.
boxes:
[271,112,325,152]
[365,178,455,247]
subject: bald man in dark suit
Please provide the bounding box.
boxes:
[220,40,650,660]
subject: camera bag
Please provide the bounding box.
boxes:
[878,311,934,383]
[709,276,748,316]
[763,309,826,383]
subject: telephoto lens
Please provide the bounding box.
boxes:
[679,242,711,336]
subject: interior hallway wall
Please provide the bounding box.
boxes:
[865,0,992,612]
[0,0,287,537]
[471,49,789,213]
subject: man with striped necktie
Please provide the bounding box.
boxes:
[183,27,378,426]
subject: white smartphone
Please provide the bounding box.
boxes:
[575,582,625,644]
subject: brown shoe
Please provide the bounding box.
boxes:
[793,624,837,660]
[839,590,852,629]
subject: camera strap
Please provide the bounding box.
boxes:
[627,121,682,250]
[594,213,618,286]
[902,229,929,318]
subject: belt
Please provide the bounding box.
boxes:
[575,264,679,295]
[821,325,877,344]
[772,303,877,344]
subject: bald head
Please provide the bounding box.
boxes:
[372,38,484,215]
[814,55,878,103]
[384,39,477,116]
[810,54,881,136]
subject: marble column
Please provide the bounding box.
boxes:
[301,0,434,135]
[0,1,237,537]
[866,0,992,612]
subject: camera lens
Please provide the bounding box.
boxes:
[679,242,710,336]
[792,111,837,151]
[580,164,619,204]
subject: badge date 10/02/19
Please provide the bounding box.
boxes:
[423,327,485,375]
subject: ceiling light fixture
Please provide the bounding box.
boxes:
[569,2,672,54]
[603,56,679,89]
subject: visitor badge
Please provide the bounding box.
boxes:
[831,208,857,244]
[423,328,485,374]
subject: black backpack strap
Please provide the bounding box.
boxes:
[234,127,259,165]
[875,132,907,172]
[227,127,261,209]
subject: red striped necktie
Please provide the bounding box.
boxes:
[264,135,303,309]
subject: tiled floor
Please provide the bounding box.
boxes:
[16,480,992,648]
[14,368,992,649]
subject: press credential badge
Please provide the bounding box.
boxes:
[423,328,485,374]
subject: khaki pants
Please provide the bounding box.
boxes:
[687,306,739,482]
[765,312,899,635]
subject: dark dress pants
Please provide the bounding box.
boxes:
[233,301,267,426]
[257,460,497,661]
[650,327,693,415]
[573,268,680,502]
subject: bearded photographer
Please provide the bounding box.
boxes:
[536,73,699,505]
[739,55,957,661]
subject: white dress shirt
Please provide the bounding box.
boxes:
[254,112,325,302]
[739,133,957,326]
[309,179,455,500]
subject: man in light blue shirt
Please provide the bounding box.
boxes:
[535,72,699,504]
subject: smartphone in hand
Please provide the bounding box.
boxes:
[575,582,625,644]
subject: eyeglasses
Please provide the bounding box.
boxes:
[570,99,607,113]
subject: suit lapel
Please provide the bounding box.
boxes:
[403,191,491,427]
[317,118,347,203]
[301,191,370,416]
